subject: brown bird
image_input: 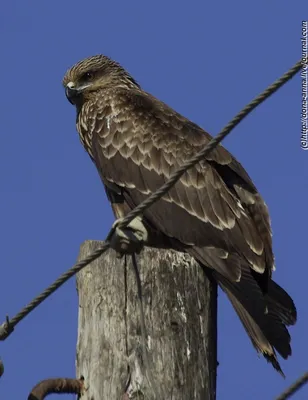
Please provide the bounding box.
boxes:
[63,54,296,374]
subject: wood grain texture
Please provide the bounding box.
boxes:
[76,241,217,400]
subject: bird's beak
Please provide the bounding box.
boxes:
[65,82,79,105]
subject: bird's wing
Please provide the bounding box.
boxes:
[86,88,273,282]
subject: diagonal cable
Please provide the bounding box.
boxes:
[275,372,308,400]
[0,242,110,339]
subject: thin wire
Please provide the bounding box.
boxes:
[0,242,110,338]
[117,59,302,230]
[275,372,308,400]
[0,58,302,340]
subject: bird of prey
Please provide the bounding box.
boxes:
[63,54,296,374]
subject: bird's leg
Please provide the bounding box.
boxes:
[109,216,148,257]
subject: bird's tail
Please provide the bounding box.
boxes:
[214,267,297,376]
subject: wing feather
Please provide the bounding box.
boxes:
[84,88,273,283]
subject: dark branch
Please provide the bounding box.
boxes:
[28,377,84,400]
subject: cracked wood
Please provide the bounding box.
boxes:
[76,241,217,399]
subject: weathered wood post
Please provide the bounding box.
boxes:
[76,240,217,399]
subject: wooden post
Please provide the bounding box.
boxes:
[76,240,217,400]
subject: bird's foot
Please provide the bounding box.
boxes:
[109,216,148,257]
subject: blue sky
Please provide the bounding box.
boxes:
[0,1,307,399]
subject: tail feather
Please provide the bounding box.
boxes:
[220,283,285,376]
[266,280,297,326]
[214,265,296,375]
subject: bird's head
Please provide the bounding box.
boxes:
[63,54,139,107]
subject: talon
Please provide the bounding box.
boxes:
[109,216,148,255]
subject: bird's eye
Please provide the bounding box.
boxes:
[82,71,94,81]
